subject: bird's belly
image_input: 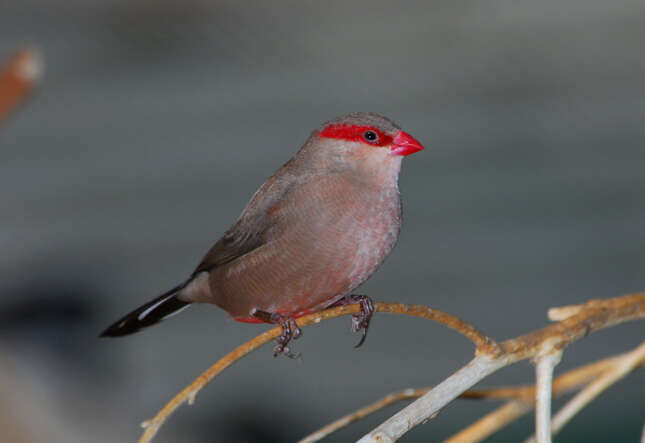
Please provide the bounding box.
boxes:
[210,199,400,320]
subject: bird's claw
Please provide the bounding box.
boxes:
[273,316,302,358]
[252,309,302,358]
[329,294,375,348]
[352,295,374,348]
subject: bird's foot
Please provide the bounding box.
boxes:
[251,309,302,358]
[329,294,375,348]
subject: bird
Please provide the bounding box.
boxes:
[100,112,424,356]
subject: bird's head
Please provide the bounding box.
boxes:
[317,112,424,157]
[307,112,424,179]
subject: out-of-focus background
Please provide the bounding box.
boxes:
[1,1,644,442]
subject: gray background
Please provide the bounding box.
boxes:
[1,1,644,442]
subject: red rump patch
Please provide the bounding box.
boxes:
[233,316,265,324]
[233,307,315,324]
[318,124,393,147]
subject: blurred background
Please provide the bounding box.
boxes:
[1,0,644,441]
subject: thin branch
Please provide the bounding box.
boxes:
[547,305,583,322]
[444,401,532,443]
[300,350,632,443]
[525,341,645,443]
[550,342,645,437]
[359,293,645,442]
[139,302,497,443]
[299,388,426,443]
[0,48,43,123]
[138,294,644,443]
[447,345,644,443]
[534,352,561,443]
[356,354,511,443]
[501,293,645,358]
[371,303,501,355]
[300,382,550,443]
[299,384,539,443]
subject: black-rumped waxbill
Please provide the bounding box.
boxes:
[101,112,424,355]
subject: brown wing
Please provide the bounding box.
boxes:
[191,160,299,275]
[192,218,268,274]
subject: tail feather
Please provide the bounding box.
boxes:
[100,284,191,337]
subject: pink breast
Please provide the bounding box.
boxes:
[211,176,401,321]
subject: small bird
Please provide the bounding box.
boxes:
[101,112,424,355]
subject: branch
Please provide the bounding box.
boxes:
[137,294,644,443]
[357,354,509,443]
[359,293,645,442]
[301,349,633,443]
[525,341,645,443]
[139,302,497,443]
[298,388,427,443]
[0,48,43,123]
[444,401,531,443]
[445,350,641,443]
[299,384,538,443]
[300,385,537,443]
[533,352,561,443]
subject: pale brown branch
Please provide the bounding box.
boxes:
[374,303,501,356]
[299,385,542,443]
[447,345,644,443]
[501,293,645,358]
[547,305,583,322]
[444,401,532,443]
[550,341,645,437]
[553,343,645,435]
[525,341,645,443]
[300,348,634,443]
[0,48,43,123]
[298,388,427,443]
[360,293,645,442]
[137,293,644,443]
[534,352,561,443]
[139,302,496,443]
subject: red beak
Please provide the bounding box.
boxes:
[390,131,424,156]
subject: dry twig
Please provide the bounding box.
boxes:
[299,388,427,443]
[138,293,644,443]
[300,349,635,443]
[533,352,561,443]
[445,349,644,443]
[525,341,645,443]
[0,48,43,122]
[445,400,532,443]
[139,302,496,443]
[359,293,644,442]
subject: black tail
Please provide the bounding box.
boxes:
[100,284,191,337]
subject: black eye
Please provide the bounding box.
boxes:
[363,130,378,143]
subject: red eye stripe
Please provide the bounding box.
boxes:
[318,124,393,147]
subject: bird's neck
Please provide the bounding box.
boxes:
[349,149,403,191]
